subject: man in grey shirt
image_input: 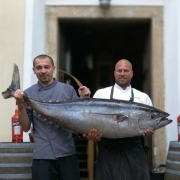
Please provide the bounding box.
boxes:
[14,54,90,180]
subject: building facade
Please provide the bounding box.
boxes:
[0,0,180,168]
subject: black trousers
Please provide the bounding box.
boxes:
[95,138,150,180]
[32,154,80,180]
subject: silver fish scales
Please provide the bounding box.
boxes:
[23,95,171,138]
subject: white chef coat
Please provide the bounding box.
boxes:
[93,83,153,106]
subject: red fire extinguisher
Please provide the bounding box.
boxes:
[12,109,23,143]
[178,115,180,141]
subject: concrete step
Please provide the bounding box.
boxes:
[0,143,33,152]
[0,143,33,180]
[0,174,31,180]
[0,163,32,174]
[0,140,90,179]
[0,153,33,163]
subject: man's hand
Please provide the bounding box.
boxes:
[78,86,91,97]
[13,89,24,105]
[143,129,154,137]
[83,129,102,141]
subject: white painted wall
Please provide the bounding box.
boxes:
[0,0,25,142]
[164,0,180,149]
[46,0,165,6]
[23,0,46,141]
[23,0,46,90]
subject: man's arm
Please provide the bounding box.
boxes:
[14,89,31,132]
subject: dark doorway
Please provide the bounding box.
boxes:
[58,19,151,97]
[58,19,152,179]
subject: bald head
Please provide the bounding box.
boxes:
[115,59,132,71]
[114,59,133,89]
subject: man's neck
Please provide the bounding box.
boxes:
[39,79,54,87]
[122,86,128,90]
[116,83,131,90]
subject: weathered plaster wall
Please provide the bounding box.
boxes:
[0,0,25,142]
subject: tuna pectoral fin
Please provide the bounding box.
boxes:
[116,115,127,123]
[59,69,83,87]
[90,112,127,123]
[1,64,20,99]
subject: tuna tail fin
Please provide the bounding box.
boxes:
[2,64,20,99]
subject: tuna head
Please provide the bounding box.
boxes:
[137,109,172,131]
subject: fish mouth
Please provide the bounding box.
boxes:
[157,118,172,126]
[160,115,169,121]
[156,112,172,125]
[160,117,171,122]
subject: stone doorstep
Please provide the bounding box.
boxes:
[0,143,34,148]
[0,143,34,153]
[0,163,32,167]
[0,163,32,174]
[0,174,31,180]
[0,153,33,164]
[0,149,33,153]
[0,153,33,157]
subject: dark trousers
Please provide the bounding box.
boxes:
[95,138,150,180]
[32,154,80,180]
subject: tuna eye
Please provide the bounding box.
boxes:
[151,112,158,119]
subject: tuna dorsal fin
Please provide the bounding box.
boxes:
[59,69,91,98]
[59,69,83,87]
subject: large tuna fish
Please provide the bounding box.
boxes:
[2,64,172,138]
